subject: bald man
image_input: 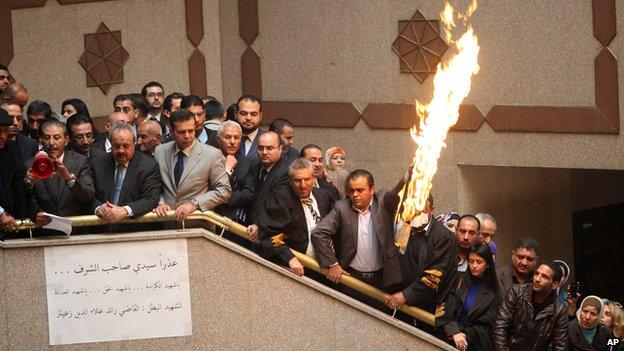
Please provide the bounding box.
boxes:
[94,111,134,152]
[137,119,162,155]
[1,83,28,107]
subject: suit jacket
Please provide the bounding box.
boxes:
[238,127,264,165]
[69,145,106,159]
[248,157,290,223]
[28,149,95,218]
[16,133,38,160]
[311,181,403,287]
[436,272,501,351]
[0,141,28,221]
[318,178,340,202]
[214,154,255,221]
[93,131,109,152]
[91,150,162,217]
[154,140,231,211]
[281,146,299,165]
[257,186,334,264]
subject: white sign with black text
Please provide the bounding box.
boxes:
[44,239,192,345]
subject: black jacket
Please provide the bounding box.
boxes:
[436,272,501,351]
[568,320,613,351]
[0,141,29,236]
[493,283,568,351]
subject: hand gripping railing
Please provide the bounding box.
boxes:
[13,210,435,326]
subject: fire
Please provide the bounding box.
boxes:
[395,0,480,232]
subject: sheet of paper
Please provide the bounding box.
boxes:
[44,239,192,345]
[42,212,72,235]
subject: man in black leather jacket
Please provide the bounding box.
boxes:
[493,261,568,351]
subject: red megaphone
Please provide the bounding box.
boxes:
[31,151,54,180]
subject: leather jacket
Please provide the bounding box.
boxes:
[493,283,568,351]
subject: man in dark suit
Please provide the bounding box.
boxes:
[214,120,254,223]
[26,120,95,230]
[1,100,37,160]
[66,114,105,159]
[256,158,334,276]
[91,123,162,224]
[300,144,340,201]
[142,81,168,134]
[181,95,218,148]
[0,109,28,235]
[161,92,184,143]
[247,131,290,230]
[269,117,299,165]
[236,94,264,165]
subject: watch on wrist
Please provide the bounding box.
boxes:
[190,198,199,209]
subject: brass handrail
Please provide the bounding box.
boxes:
[14,210,434,326]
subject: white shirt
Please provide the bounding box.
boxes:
[242,128,259,156]
[349,200,383,272]
[197,128,208,144]
[147,112,162,122]
[300,193,320,257]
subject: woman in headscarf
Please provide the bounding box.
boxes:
[324,146,349,198]
[436,243,501,351]
[568,295,614,351]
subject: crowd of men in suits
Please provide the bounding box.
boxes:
[1,64,623,350]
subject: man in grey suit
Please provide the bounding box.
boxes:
[26,120,95,231]
[153,109,230,222]
[311,169,403,295]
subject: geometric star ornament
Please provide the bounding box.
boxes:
[392,10,449,83]
[78,23,129,94]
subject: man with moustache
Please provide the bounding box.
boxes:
[494,261,568,351]
[1,100,37,160]
[26,120,95,232]
[91,123,161,226]
[137,119,162,156]
[161,92,184,142]
[214,120,254,223]
[23,100,52,146]
[269,117,298,164]
[497,237,540,296]
[66,114,104,159]
[236,95,264,165]
[256,158,334,276]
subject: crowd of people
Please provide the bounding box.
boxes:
[0,62,622,350]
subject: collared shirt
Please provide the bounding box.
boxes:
[300,193,320,257]
[171,141,195,172]
[349,199,383,272]
[242,128,259,157]
[104,138,112,153]
[93,160,133,216]
[197,128,208,144]
[147,112,162,122]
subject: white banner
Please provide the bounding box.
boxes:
[44,239,192,345]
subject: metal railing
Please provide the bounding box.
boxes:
[13,210,435,326]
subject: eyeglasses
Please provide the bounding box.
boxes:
[258,145,279,152]
[146,92,164,98]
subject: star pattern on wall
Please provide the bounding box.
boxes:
[78,22,129,94]
[392,10,449,83]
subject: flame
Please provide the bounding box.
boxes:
[396,1,480,224]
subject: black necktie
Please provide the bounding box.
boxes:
[174,152,185,187]
[259,168,268,182]
[240,136,249,156]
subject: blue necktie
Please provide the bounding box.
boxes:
[113,164,125,205]
[174,152,185,188]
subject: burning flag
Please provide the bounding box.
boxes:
[395,0,480,253]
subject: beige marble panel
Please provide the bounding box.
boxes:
[199,0,224,99]
[10,0,196,117]
[219,0,246,104]
[0,231,451,350]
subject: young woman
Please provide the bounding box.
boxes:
[601,299,624,350]
[568,295,613,351]
[436,243,501,351]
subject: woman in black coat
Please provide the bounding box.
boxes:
[436,243,501,351]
